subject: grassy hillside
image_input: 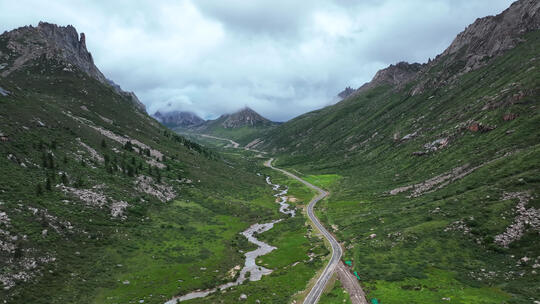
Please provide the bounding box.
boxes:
[0,37,323,303]
[260,30,540,303]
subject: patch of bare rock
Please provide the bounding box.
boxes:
[77,138,104,163]
[60,185,129,219]
[390,152,514,197]
[0,209,56,290]
[495,192,540,247]
[64,111,165,168]
[134,175,176,202]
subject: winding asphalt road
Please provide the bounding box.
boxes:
[198,134,240,148]
[264,158,342,304]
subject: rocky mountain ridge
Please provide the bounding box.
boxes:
[441,0,540,67]
[337,86,355,99]
[1,22,105,82]
[411,0,540,95]
[357,62,422,93]
[340,0,540,98]
[0,21,146,112]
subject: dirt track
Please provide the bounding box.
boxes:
[336,261,369,304]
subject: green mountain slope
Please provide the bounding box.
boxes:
[0,24,323,304]
[256,2,540,303]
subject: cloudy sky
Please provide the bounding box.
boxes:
[1,0,514,121]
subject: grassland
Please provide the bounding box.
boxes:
[303,174,341,190]
[319,277,352,304]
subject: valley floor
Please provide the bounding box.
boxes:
[190,130,540,304]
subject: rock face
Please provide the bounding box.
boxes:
[341,62,423,97]
[152,111,205,128]
[338,86,356,99]
[0,22,146,112]
[342,0,540,97]
[358,62,423,93]
[219,107,272,128]
[411,0,540,95]
[1,22,106,83]
[441,0,540,70]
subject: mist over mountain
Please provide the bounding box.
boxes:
[152,111,205,128]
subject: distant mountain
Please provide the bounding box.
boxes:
[216,107,274,128]
[179,107,278,145]
[152,110,205,128]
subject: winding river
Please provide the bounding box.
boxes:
[165,176,294,303]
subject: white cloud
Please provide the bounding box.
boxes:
[0,0,515,121]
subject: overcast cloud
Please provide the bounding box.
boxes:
[0,0,514,121]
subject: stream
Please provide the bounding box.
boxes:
[165,176,294,303]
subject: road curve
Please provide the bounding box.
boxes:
[198,134,240,148]
[264,158,342,304]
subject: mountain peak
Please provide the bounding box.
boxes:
[342,0,539,98]
[410,0,540,95]
[0,21,107,84]
[221,107,272,128]
[237,106,257,115]
[338,87,355,99]
[0,22,147,112]
[442,0,539,62]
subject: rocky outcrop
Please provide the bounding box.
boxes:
[358,62,423,93]
[134,175,176,202]
[441,0,539,71]
[1,22,106,83]
[343,0,539,97]
[338,86,356,99]
[153,110,205,128]
[0,22,146,112]
[411,0,540,95]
